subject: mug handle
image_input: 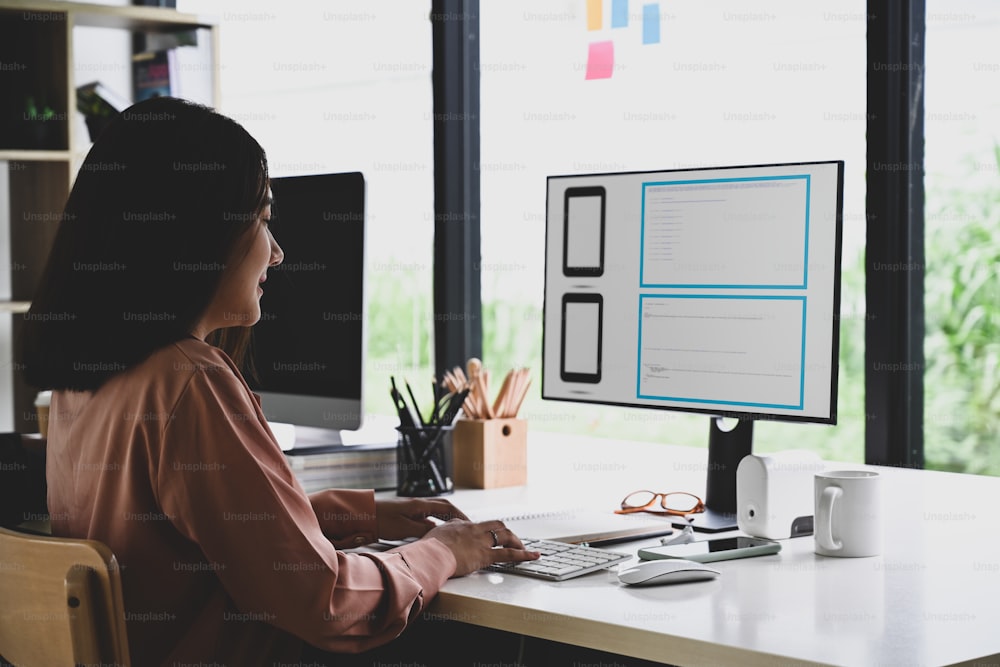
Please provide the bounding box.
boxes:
[816,485,842,551]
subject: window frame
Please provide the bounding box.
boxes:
[864,0,925,467]
[432,0,483,381]
[433,0,929,469]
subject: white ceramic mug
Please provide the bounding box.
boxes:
[814,470,882,557]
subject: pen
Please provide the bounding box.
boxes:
[430,379,441,425]
[391,376,422,430]
[390,386,416,431]
[404,379,425,428]
[416,425,449,471]
[404,424,447,492]
[440,388,470,425]
[579,528,675,548]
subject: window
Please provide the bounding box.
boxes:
[479,1,866,459]
[181,1,434,425]
[924,0,1000,475]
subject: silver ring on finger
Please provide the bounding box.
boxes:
[489,529,500,547]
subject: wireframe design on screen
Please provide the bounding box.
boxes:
[542,161,844,531]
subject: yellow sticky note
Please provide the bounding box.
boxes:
[587,0,602,30]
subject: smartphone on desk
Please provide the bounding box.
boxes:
[638,536,781,563]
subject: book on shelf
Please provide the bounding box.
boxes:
[284,441,397,493]
[76,81,132,142]
[131,43,212,105]
[76,81,131,116]
[132,49,177,102]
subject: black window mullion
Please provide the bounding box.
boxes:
[431,0,481,381]
[865,0,926,467]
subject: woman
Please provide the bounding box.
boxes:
[22,96,538,666]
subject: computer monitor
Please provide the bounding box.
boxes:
[542,161,844,531]
[248,171,366,449]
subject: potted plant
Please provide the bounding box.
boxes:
[23,96,59,150]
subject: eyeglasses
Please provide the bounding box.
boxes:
[615,490,706,517]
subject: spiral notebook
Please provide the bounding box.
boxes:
[465,506,674,546]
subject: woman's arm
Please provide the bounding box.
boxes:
[308,489,378,548]
[310,490,471,546]
[155,366,456,653]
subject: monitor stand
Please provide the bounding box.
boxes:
[272,422,345,452]
[672,417,753,533]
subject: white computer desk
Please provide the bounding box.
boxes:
[376,431,1000,667]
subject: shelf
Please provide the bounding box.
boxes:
[0,301,31,313]
[0,0,220,433]
[0,1,217,31]
[0,149,71,162]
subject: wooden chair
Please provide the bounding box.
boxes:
[0,526,130,667]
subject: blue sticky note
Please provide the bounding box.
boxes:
[642,3,660,44]
[612,0,628,28]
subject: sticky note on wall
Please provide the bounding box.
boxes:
[612,0,628,28]
[585,40,614,79]
[642,3,660,44]
[587,0,602,30]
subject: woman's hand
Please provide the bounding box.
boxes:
[374,497,469,541]
[421,520,541,577]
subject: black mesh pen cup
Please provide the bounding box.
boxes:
[396,425,454,497]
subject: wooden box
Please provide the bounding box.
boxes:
[452,418,527,489]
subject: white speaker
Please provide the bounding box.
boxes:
[737,450,825,539]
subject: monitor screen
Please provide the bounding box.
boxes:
[543,161,843,424]
[542,161,844,532]
[248,172,366,446]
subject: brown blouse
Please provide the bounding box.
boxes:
[46,338,455,666]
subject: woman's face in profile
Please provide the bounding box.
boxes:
[192,194,283,338]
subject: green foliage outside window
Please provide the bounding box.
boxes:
[924,145,1000,476]
[363,160,1000,477]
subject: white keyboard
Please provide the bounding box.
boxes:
[486,538,632,581]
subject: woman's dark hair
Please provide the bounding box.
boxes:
[22,96,270,391]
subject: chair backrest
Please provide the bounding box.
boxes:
[0,526,130,667]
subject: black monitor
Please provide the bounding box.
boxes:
[249,171,366,449]
[543,161,844,531]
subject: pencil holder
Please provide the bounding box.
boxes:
[452,418,527,489]
[396,426,454,497]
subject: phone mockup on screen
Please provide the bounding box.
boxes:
[560,293,603,383]
[637,536,781,563]
[563,186,606,277]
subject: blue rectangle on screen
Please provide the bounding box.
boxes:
[642,3,660,44]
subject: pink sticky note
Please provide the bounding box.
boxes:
[585,40,614,80]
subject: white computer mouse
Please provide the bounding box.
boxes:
[617,559,721,586]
